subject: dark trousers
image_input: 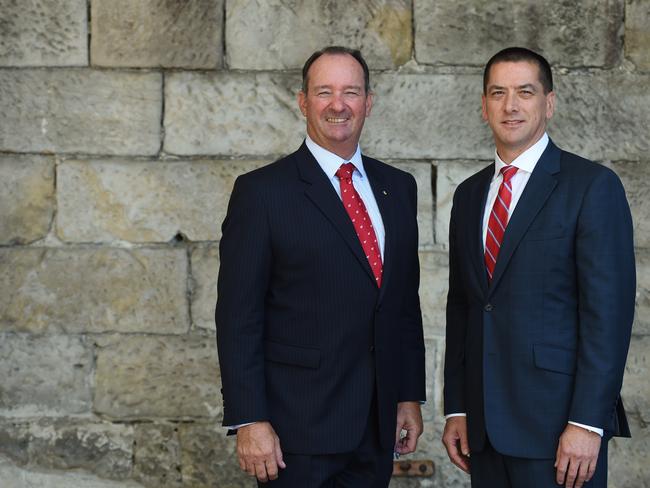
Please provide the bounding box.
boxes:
[470,437,608,488]
[259,399,393,488]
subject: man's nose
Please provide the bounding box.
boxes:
[505,92,519,112]
[329,93,345,111]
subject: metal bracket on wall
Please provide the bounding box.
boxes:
[392,459,435,477]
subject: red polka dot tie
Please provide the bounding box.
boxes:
[485,165,518,282]
[335,163,383,287]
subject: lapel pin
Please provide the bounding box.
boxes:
[382,190,388,196]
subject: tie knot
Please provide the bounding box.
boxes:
[500,165,518,183]
[335,162,355,180]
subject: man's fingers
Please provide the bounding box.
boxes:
[586,458,597,482]
[274,436,286,469]
[564,459,579,488]
[265,459,279,481]
[254,461,269,483]
[574,460,590,488]
[555,453,569,485]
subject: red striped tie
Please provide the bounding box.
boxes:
[485,165,518,282]
[335,163,383,287]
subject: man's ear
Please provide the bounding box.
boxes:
[545,91,556,120]
[297,90,307,117]
[365,91,374,117]
[481,94,488,121]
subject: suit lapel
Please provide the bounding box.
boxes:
[296,144,377,285]
[470,166,494,296]
[488,141,561,294]
[363,157,393,301]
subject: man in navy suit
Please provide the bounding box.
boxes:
[216,46,425,487]
[442,47,635,488]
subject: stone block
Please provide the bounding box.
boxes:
[164,71,304,156]
[415,0,623,67]
[391,161,434,249]
[94,335,221,419]
[0,247,188,334]
[420,251,449,337]
[91,0,223,68]
[361,73,494,160]
[609,413,650,488]
[0,454,145,488]
[551,73,650,161]
[622,335,650,421]
[0,0,87,66]
[636,250,650,336]
[178,423,249,487]
[57,159,263,243]
[625,0,650,70]
[190,245,219,332]
[0,155,55,244]
[133,423,182,487]
[608,161,650,249]
[226,0,412,70]
[0,334,92,416]
[0,420,134,480]
[435,160,491,248]
[0,69,161,155]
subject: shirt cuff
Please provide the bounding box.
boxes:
[445,413,467,420]
[568,421,603,437]
[224,422,255,430]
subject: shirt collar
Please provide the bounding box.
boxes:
[305,135,366,180]
[494,132,549,177]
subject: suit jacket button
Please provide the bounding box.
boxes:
[369,345,375,352]
[484,304,493,312]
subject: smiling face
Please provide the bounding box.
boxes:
[298,53,373,160]
[482,61,555,163]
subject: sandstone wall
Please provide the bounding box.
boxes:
[1,1,648,486]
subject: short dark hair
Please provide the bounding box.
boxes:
[483,47,553,94]
[301,46,370,94]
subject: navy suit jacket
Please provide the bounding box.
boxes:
[216,143,426,454]
[444,140,635,458]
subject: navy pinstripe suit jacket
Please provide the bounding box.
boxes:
[216,143,426,454]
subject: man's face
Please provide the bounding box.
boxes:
[298,53,373,159]
[482,61,555,162]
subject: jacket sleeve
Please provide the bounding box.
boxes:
[569,168,635,430]
[398,174,426,402]
[443,187,469,415]
[215,174,272,426]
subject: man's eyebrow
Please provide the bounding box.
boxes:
[487,83,538,91]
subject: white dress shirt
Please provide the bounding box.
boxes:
[305,135,386,259]
[447,133,603,437]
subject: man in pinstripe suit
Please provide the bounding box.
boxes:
[216,46,426,487]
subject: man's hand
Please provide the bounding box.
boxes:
[555,424,601,488]
[236,421,286,483]
[395,401,424,455]
[442,416,470,474]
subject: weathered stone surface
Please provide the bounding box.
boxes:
[178,423,248,487]
[190,245,219,332]
[391,161,434,249]
[94,335,221,419]
[435,160,491,247]
[0,420,134,479]
[362,73,494,160]
[415,0,623,67]
[0,334,92,416]
[133,423,182,487]
[0,247,188,334]
[625,0,650,70]
[0,155,55,244]
[91,0,223,68]
[164,72,303,156]
[622,335,650,421]
[420,251,449,337]
[57,159,263,243]
[608,161,650,249]
[0,69,161,155]
[0,0,87,66]
[227,0,412,70]
[609,412,650,488]
[551,73,650,161]
[635,250,650,336]
[0,454,144,488]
